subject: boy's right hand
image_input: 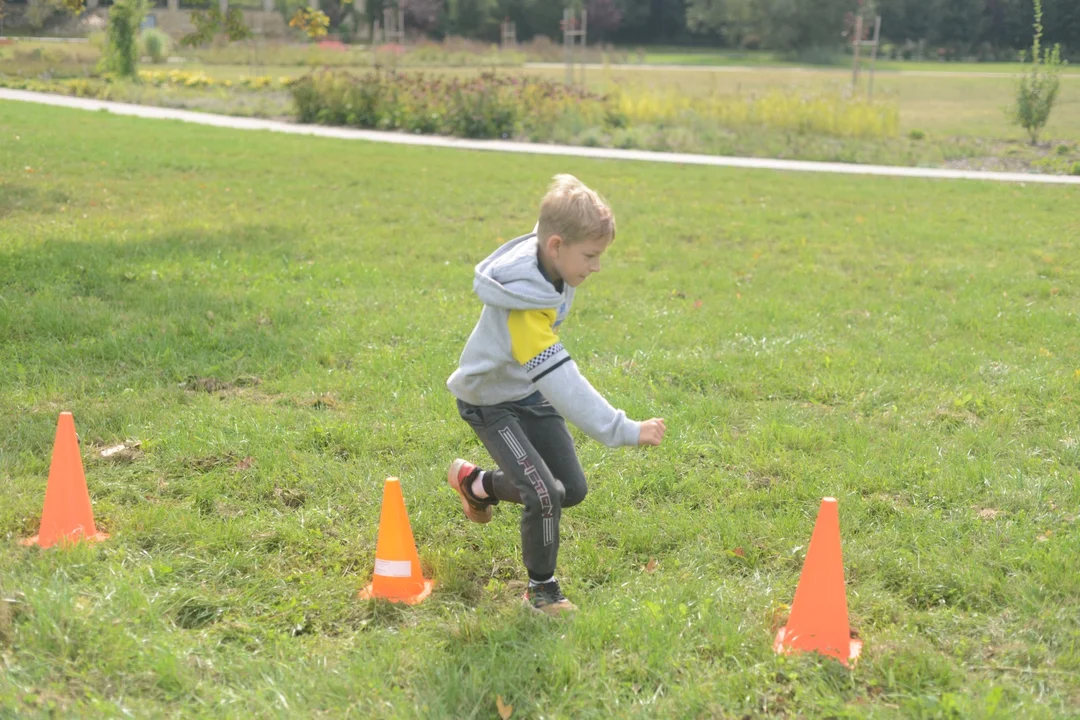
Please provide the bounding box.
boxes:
[638,418,666,446]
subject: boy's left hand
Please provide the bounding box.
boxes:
[638,418,666,446]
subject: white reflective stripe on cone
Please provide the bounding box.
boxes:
[374,559,412,578]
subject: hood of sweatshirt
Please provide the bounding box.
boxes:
[473,233,563,310]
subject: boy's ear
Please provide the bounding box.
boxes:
[547,234,563,255]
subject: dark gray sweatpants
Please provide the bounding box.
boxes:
[457,393,587,580]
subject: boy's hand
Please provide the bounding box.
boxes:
[638,418,666,446]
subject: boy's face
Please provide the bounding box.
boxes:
[547,234,612,288]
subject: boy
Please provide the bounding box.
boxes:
[446,174,666,616]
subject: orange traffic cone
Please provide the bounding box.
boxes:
[359,477,434,604]
[21,412,109,549]
[774,497,861,666]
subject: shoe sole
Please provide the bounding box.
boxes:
[448,458,492,524]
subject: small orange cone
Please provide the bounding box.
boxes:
[21,412,109,549]
[774,497,861,666]
[359,477,433,604]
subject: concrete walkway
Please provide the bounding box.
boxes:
[3,88,1079,186]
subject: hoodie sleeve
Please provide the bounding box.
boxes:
[508,309,641,448]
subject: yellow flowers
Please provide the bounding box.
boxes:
[139,69,212,87]
[137,69,293,90]
[611,86,899,139]
[289,8,331,38]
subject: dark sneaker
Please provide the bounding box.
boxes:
[448,458,495,524]
[523,580,577,616]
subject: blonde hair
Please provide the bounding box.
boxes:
[537,174,616,246]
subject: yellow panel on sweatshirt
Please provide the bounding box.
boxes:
[507,308,559,366]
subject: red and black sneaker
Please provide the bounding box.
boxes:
[447,458,496,524]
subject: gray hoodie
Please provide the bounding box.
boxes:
[447,232,640,448]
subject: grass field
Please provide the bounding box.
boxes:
[636,46,1080,74]
[1,100,1079,718]
[640,49,789,67]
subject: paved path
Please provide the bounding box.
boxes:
[4,88,1079,186]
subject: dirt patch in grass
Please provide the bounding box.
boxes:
[183,376,262,393]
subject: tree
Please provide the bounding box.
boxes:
[1010,0,1063,143]
[181,5,253,47]
[27,0,148,79]
[447,0,497,37]
[102,0,148,77]
[402,0,442,32]
[930,0,983,52]
[503,0,567,40]
[289,6,331,38]
[24,0,65,30]
[653,0,689,42]
[312,0,1080,53]
[685,0,756,46]
[587,0,623,40]
[752,0,852,52]
[609,0,656,42]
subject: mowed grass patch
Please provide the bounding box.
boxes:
[0,101,1079,717]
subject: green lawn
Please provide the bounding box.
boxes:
[636,46,1080,76]
[640,48,790,66]
[877,61,1080,74]
[1,101,1079,718]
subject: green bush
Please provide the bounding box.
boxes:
[290,71,609,141]
[141,29,172,64]
[445,83,518,139]
[103,0,149,78]
[1010,0,1065,145]
[612,128,640,149]
[292,71,383,126]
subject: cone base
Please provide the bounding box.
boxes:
[773,626,863,667]
[359,579,434,605]
[20,531,109,548]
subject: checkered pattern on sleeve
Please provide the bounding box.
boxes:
[524,342,571,382]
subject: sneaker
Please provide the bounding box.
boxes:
[523,580,577,616]
[448,458,494,524]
